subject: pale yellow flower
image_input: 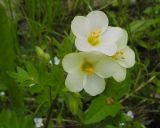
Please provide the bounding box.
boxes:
[102,30,135,82]
[71,11,124,56]
[62,52,116,96]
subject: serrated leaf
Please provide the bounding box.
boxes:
[9,72,28,83]
[26,62,39,82]
[84,96,121,124]
[17,66,30,78]
[9,66,31,83]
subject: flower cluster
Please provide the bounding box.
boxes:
[34,118,44,128]
[62,11,135,96]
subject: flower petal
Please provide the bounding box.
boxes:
[87,10,108,33]
[95,57,121,78]
[79,51,104,63]
[65,70,84,92]
[98,42,117,56]
[113,67,126,82]
[117,46,135,68]
[101,26,124,44]
[83,74,105,96]
[75,38,95,52]
[116,29,128,50]
[76,38,117,56]
[62,53,83,73]
[71,16,90,39]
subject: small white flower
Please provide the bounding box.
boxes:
[102,30,135,82]
[0,91,5,96]
[127,110,134,119]
[29,83,36,87]
[49,60,53,65]
[34,118,44,128]
[71,11,125,56]
[62,52,116,96]
[54,56,60,65]
[119,122,125,126]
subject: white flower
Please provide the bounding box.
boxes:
[62,52,116,96]
[71,10,125,56]
[49,60,53,65]
[126,110,134,119]
[101,30,135,82]
[119,122,125,126]
[0,91,5,96]
[54,56,60,65]
[34,118,44,128]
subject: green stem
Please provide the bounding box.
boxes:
[44,96,57,128]
[120,75,156,103]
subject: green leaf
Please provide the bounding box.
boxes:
[26,62,39,82]
[0,110,34,128]
[144,6,160,15]
[64,93,82,115]
[17,66,30,79]
[106,72,131,99]
[9,64,40,89]
[0,4,16,70]
[50,65,65,97]
[0,4,16,89]
[129,19,158,41]
[105,125,116,128]
[9,66,31,83]
[57,33,74,58]
[0,4,24,112]
[153,78,160,94]
[129,19,157,34]
[84,96,121,124]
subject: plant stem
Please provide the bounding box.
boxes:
[120,75,156,103]
[44,96,57,128]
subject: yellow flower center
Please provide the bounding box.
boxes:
[81,60,94,75]
[112,51,126,60]
[88,29,101,46]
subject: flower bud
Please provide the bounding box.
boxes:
[35,46,50,62]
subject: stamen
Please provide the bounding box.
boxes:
[112,51,126,60]
[88,29,101,46]
[81,60,94,75]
